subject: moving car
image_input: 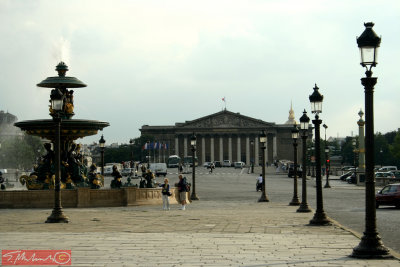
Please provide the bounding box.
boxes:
[149,163,167,177]
[121,168,134,176]
[376,183,400,208]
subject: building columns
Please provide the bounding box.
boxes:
[219,136,223,161]
[201,136,206,164]
[255,136,259,166]
[210,136,215,162]
[237,136,241,162]
[184,136,188,158]
[175,136,179,156]
[246,136,250,165]
[228,136,232,163]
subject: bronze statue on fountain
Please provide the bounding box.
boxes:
[16,62,109,190]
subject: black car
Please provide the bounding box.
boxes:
[288,165,302,178]
[340,171,353,181]
[346,173,357,184]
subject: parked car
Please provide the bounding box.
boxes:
[340,171,353,181]
[214,161,222,168]
[288,164,302,178]
[222,160,231,167]
[392,171,400,178]
[375,172,395,179]
[378,166,398,172]
[121,168,134,176]
[341,166,354,171]
[234,162,245,169]
[376,183,400,208]
[203,162,212,168]
[346,173,357,184]
[149,163,167,177]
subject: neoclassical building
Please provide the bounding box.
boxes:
[140,107,310,165]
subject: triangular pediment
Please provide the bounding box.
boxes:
[177,110,274,128]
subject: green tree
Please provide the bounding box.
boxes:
[389,130,400,167]
[0,134,45,170]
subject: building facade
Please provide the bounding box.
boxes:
[140,109,309,165]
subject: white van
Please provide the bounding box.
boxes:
[149,163,168,177]
[378,166,398,172]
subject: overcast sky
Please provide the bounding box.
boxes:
[0,0,399,145]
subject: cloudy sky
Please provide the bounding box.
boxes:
[0,0,399,145]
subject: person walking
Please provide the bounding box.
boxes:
[159,178,171,210]
[209,162,214,174]
[177,175,188,210]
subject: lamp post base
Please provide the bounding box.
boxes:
[324,180,331,188]
[289,197,300,206]
[351,234,392,258]
[309,211,330,226]
[190,193,199,201]
[258,194,269,202]
[297,203,311,212]
[45,208,69,223]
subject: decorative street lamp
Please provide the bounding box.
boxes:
[307,147,311,177]
[309,84,330,226]
[323,124,331,188]
[190,133,199,200]
[297,110,311,213]
[258,130,269,202]
[46,88,69,223]
[99,135,106,176]
[289,124,300,206]
[352,21,390,259]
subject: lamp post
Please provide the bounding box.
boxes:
[190,133,199,200]
[99,135,105,176]
[289,125,300,206]
[46,88,69,223]
[307,147,311,176]
[309,84,330,226]
[258,131,269,202]
[352,22,390,258]
[323,124,331,188]
[380,148,383,167]
[297,110,311,213]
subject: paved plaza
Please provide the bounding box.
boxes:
[1,168,400,266]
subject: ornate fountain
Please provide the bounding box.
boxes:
[15,62,109,190]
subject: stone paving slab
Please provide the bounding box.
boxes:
[1,200,400,266]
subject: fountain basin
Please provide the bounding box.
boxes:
[15,119,109,140]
